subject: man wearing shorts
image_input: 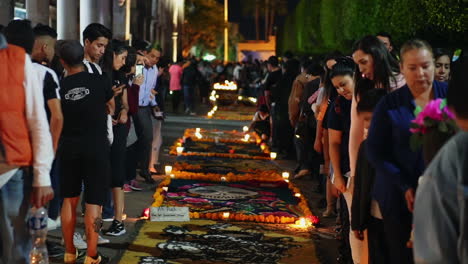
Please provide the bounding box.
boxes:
[57,40,114,264]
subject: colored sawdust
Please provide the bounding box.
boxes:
[119,220,320,264]
[210,110,254,121]
[170,139,270,160]
[175,156,282,173]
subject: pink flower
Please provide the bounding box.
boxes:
[167,192,187,197]
[178,185,193,190]
[256,196,277,201]
[182,197,210,203]
[444,108,455,119]
[257,191,276,196]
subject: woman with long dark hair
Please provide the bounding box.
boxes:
[350,34,406,264]
[102,39,130,236]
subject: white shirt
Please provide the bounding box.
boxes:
[0,54,54,188]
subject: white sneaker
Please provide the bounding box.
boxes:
[83,234,110,245]
[73,232,87,249]
[98,235,110,244]
[47,218,58,230]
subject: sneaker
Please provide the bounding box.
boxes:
[82,234,110,245]
[322,209,336,218]
[102,217,114,222]
[129,180,143,191]
[104,220,126,236]
[47,218,58,230]
[98,235,110,244]
[73,232,87,250]
[47,241,64,258]
[294,169,311,179]
[64,249,78,264]
[123,184,132,193]
[84,254,109,264]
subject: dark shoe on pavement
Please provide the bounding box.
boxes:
[46,241,64,258]
[294,169,311,179]
[104,220,126,236]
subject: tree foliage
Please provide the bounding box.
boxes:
[182,0,224,56]
[279,0,467,55]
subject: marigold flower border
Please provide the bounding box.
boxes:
[170,140,272,160]
[151,174,318,226]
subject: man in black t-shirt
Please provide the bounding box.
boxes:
[57,40,114,264]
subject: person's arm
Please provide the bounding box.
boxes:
[314,120,323,153]
[43,71,63,153]
[329,128,346,193]
[288,79,302,127]
[119,89,129,124]
[349,95,364,179]
[24,55,54,207]
[366,99,412,193]
[47,99,63,152]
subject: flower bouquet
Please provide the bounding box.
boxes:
[410,98,458,165]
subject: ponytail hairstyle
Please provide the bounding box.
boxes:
[329,56,356,79]
[322,51,343,101]
[352,35,400,97]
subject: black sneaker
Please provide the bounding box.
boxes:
[104,220,126,236]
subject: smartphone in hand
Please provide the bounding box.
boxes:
[135,64,144,76]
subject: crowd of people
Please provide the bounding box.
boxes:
[244,35,467,264]
[0,16,467,264]
[0,19,180,264]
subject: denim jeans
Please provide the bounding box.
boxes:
[183,85,194,112]
[0,169,32,264]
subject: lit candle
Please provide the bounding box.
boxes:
[196,128,201,133]
[176,146,184,155]
[260,144,266,151]
[282,172,290,179]
[195,132,202,139]
[284,179,289,183]
[222,212,230,219]
[162,187,168,192]
[244,134,250,141]
[270,152,277,160]
[170,174,175,179]
[207,112,213,117]
[297,217,307,228]
[221,176,227,182]
[243,126,248,132]
[294,193,301,198]
[165,166,172,175]
[238,96,243,100]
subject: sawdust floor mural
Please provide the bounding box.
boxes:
[162,179,302,220]
[120,220,319,264]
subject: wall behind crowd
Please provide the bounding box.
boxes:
[278,0,468,55]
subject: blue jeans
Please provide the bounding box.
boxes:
[0,169,32,264]
[183,85,194,112]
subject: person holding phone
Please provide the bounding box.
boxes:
[100,40,130,237]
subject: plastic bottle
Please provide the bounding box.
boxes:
[28,207,49,264]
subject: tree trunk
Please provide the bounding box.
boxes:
[255,1,259,40]
[264,0,269,41]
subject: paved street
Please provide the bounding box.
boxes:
[48,110,339,264]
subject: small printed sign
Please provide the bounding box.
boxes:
[150,207,190,222]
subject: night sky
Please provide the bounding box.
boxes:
[217,0,300,40]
